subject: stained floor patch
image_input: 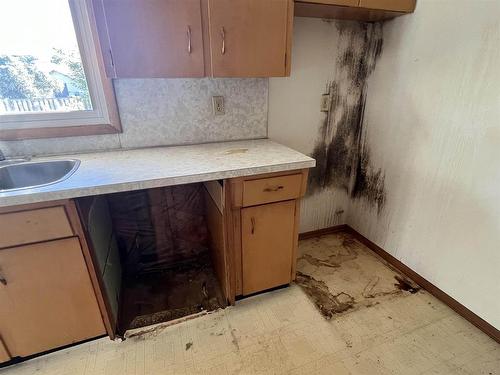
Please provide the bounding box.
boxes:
[296,272,354,318]
[296,231,423,318]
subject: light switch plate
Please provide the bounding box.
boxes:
[320,94,330,112]
[212,96,225,115]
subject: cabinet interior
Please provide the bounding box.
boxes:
[76,182,227,336]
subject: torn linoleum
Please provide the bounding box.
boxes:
[296,231,421,319]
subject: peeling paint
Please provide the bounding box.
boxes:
[308,22,386,213]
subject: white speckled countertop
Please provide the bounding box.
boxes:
[0,139,315,207]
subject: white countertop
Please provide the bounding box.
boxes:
[0,139,315,207]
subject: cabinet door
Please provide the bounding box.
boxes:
[95,0,205,78]
[241,200,295,295]
[207,0,293,77]
[0,238,105,358]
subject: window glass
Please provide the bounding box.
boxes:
[0,0,93,115]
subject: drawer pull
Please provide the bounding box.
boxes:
[221,27,226,55]
[263,185,284,192]
[251,217,256,234]
[187,26,192,54]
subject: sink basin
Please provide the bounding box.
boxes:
[0,159,80,192]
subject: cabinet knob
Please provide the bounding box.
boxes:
[0,272,7,286]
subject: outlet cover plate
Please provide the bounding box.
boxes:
[212,96,225,115]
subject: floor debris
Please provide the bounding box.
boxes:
[296,232,424,318]
[4,231,498,375]
[119,254,226,334]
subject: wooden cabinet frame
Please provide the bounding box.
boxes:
[0,200,115,341]
[219,169,308,303]
[94,0,294,78]
[295,0,416,21]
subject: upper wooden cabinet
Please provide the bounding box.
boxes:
[304,0,358,5]
[92,0,293,78]
[359,0,416,12]
[207,0,293,77]
[93,0,205,78]
[295,0,416,21]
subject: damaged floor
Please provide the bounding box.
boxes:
[2,232,499,375]
[119,255,226,334]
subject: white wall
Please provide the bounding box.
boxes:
[269,18,359,232]
[350,0,500,329]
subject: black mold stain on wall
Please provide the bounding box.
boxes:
[308,22,386,213]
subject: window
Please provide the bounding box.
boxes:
[0,0,120,139]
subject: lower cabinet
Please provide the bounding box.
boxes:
[224,169,309,299]
[0,237,106,358]
[241,200,296,295]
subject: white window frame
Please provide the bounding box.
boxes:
[0,0,121,139]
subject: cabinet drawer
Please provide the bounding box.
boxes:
[0,206,73,249]
[242,174,302,207]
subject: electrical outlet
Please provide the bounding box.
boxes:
[320,93,330,112]
[212,96,225,115]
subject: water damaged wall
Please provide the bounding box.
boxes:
[308,22,385,214]
[269,18,386,231]
[348,0,500,329]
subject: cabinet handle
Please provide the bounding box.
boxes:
[187,26,192,54]
[221,27,226,55]
[251,217,255,234]
[263,185,284,192]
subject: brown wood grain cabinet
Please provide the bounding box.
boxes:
[295,0,416,21]
[0,206,73,249]
[93,0,205,78]
[92,0,293,78]
[0,238,105,358]
[207,0,294,77]
[302,0,359,5]
[241,200,296,295]
[0,201,112,363]
[359,0,416,12]
[220,169,308,300]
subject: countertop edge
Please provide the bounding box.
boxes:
[0,159,315,208]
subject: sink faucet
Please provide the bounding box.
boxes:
[0,149,30,165]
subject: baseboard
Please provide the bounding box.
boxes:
[299,224,349,240]
[299,225,500,344]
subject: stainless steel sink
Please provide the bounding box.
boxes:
[0,159,80,192]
